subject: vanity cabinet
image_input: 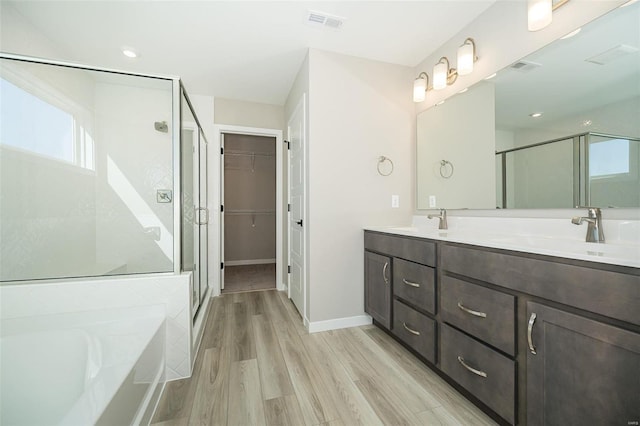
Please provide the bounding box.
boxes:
[526,302,640,426]
[364,251,392,329]
[364,230,640,425]
[364,232,437,361]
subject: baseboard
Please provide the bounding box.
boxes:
[225,258,276,266]
[307,314,373,333]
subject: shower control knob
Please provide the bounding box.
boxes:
[296,219,303,227]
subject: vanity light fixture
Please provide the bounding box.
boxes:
[528,0,570,32]
[413,72,429,102]
[457,38,477,76]
[433,57,457,90]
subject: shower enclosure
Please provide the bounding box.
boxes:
[0,53,209,315]
[496,132,640,209]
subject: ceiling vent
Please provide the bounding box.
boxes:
[306,10,345,30]
[510,60,542,73]
[586,44,639,65]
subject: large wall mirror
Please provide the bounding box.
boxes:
[416,2,640,209]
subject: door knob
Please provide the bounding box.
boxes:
[296,219,303,227]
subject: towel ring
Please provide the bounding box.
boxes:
[440,160,454,179]
[377,156,394,176]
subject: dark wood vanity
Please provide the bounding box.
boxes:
[364,230,640,425]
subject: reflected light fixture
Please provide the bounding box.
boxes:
[122,47,138,58]
[485,73,497,80]
[530,112,543,118]
[413,72,429,102]
[457,38,477,76]
[561,28,581,39]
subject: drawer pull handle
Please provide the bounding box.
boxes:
[457,302,487,318]
[403,322,421,336]
[457,356,488,378]
[382,262,389,284]
[402,278,420,288]
[528,313,537,355]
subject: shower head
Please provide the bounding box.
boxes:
[154,121,168,133]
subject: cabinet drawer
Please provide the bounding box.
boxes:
[364,232,436,267]
[393,258,436,314]
[441,324,515,424]
[441,276,515,356]
[441,243,640,327]
[392,300,436,363]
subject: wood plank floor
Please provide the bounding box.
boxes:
[223,264,276,293]
[151,290,497,426]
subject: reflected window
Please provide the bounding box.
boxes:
[0,77,94,170]
[589,138,630,177]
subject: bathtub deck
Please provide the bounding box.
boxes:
[151,290,496,426]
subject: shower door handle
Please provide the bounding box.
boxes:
[296,219,303,227]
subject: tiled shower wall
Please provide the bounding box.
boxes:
[0,273,193,380]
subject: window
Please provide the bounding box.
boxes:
[589,138,630,177]
[0,77,94,170]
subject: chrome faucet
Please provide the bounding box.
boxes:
[428,208,448,230]
[571,207,605,243]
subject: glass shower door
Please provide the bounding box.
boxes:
[180,90,208,319]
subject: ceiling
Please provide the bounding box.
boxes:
[3,0,497,105]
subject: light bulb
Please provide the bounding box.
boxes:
[457,40,475,76]
[528,0,552,31]
[433,60,448,90]
[413,77,427,102]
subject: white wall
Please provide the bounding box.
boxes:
[306,49,415,323]
[416,82,496,209]
[214,97,284,130]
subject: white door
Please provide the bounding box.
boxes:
[288,94,306,319]
[219,134,225,291]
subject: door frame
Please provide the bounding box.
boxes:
[212,124,284,296]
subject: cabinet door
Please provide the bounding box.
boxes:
[526,302,640,426]
[365,251,392,329]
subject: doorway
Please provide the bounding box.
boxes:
[221,132,278,293]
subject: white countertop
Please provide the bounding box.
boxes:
[365,216,640,269]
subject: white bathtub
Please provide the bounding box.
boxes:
[0,306,165,425]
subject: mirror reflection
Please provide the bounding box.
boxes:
[417,2,640,209]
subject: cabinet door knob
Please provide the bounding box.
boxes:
[402,278,420,288]
[528,313,537,355]
[457,302,487,318]
[457,356,488,378]
[382,262,389,284]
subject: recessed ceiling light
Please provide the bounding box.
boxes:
[458,88,469,94]
[561,28,581,39]
[530,112,543,118]
[485,73,497,80]
[122,48,138,58]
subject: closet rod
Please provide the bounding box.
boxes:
[225,151,275,158]
[226,209,276,215]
